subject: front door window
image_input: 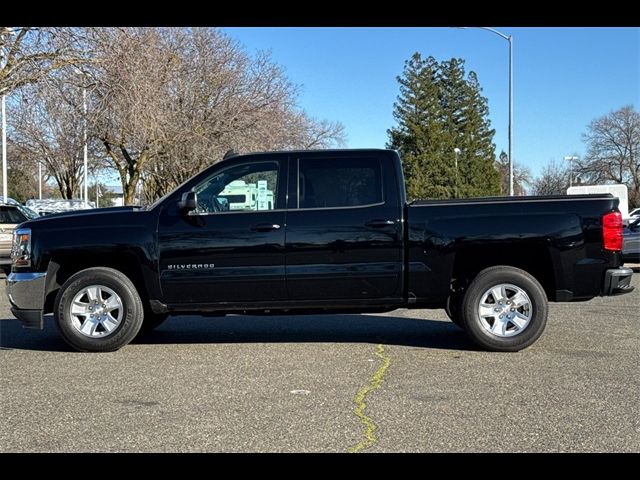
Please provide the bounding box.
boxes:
[194,162,279,214]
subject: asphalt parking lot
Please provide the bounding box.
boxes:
[1,270,638,452]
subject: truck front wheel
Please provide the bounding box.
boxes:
[460,266,548,352]
[54,267,144,352]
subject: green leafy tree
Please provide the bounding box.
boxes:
[387,53,500,200]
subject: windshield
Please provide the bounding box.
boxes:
[147,162,221,210]
[16,205,40,220]
[147,175,197,210]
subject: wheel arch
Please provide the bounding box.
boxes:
[451,243,556,301]
[43,252,150,314]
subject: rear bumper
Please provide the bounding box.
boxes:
[602,267,634,296]
[6,272,47,329]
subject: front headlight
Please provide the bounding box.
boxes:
[11,228,31,267]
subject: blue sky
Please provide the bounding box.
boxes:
[224,27,639,177]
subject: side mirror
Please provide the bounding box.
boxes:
[177,191,197,213]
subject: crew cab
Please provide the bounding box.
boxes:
[6,149,633,352]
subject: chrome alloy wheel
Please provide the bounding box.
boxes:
[477,283,533,337]
[69,285,124,338]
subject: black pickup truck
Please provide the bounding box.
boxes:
[6,149,633,352]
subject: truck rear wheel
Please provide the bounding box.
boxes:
[460,266,548,352]
[54,267,144,352]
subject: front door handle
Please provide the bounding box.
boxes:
[365,219,395,228]
[250,223,281,232]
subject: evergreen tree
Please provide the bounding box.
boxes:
[459,71,500,197]
[387,54,451,199]
[387,53,501,200]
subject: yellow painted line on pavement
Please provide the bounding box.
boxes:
[347,343,391,453]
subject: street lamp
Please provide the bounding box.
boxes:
[1,79,6,205]
[38,161,42,199]
[73,67,89,208]
[1,31,11,204]
[564,156,579,187]
[458,27,513,196]
[1,28,18,205]
[454,147,461,198]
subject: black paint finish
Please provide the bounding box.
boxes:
[15,149,628,317]
[285,152,403,301]
[158,209,287,304]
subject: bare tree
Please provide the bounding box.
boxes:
[137,28,345,203]
[495,150,532,196]
[10,77,95,199]
[0,27,87,96]
[153,29,299,188]
[6,27,346,206]
[531,159,570,196]
[576,106,640,207]
[89,27,179,205]
[5,141,40,202]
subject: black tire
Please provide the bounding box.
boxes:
[445,294,464,328]
[460,266,548,352]
[54,267,144,352]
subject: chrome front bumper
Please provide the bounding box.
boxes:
[6,272,47,329]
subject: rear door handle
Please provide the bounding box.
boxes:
[365,219,395,228]
[250,223,281,232]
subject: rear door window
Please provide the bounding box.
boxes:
[297,157,383,209]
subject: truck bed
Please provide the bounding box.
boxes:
[406,193,621,306]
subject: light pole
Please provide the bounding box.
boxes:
[38,161,42,199]
[1,42,7,204]
[458,27,513,196]
[564,156,579,187]
[73,67,89,208]
[1,28,17,205]
[82,81,88,208]
[454,147,461,198]
[1,89,6,204]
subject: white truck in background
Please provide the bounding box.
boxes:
[567,184,629,221]
[218,180,274,211]
[25,199,96,216]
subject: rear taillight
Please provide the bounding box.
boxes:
[602,211,623,251]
